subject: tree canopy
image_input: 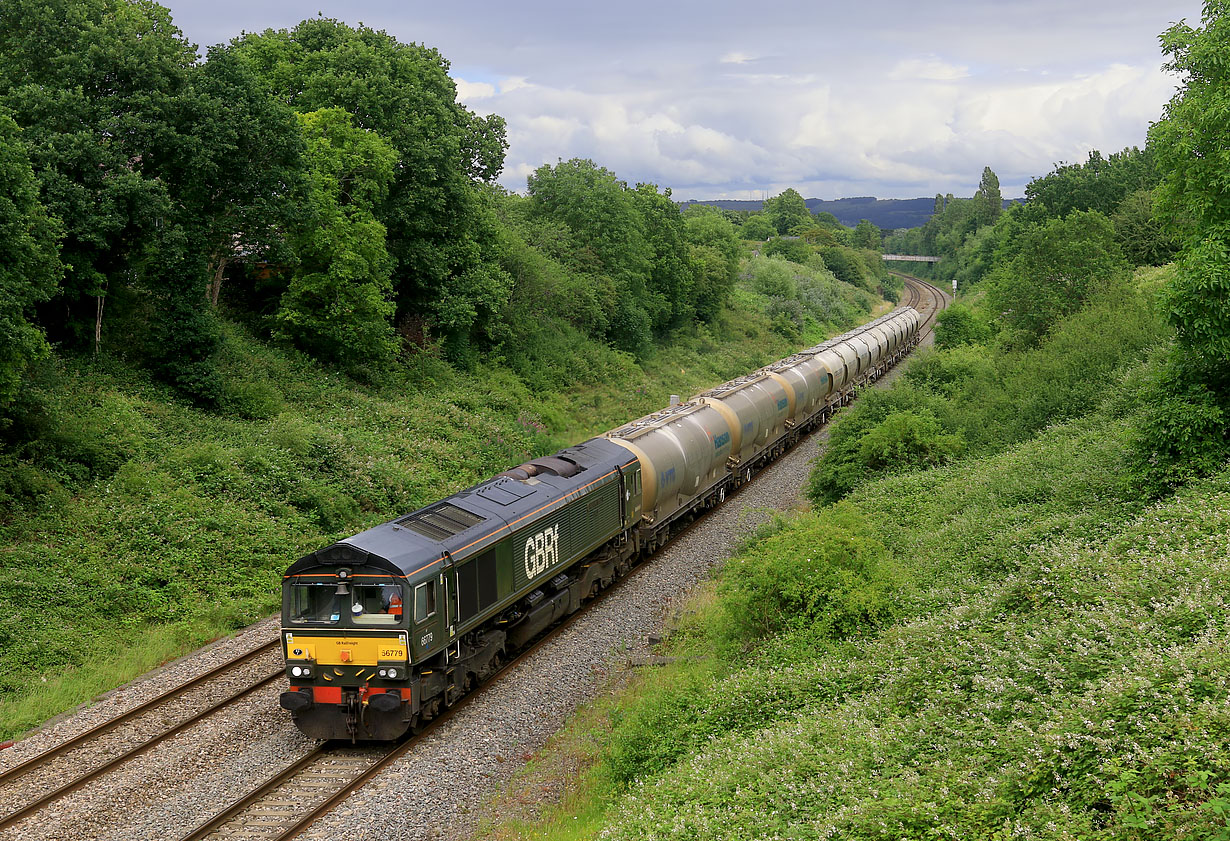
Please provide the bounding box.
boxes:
[232,18,509,344]
[1150,0,1230,373]
[973,167,1002,227]
[764,188,812,235]
[986,210,1127,340]
[0,115,62,407]
[274,109,398,370]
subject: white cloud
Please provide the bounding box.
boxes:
[157,0,1203,199]
[887,56,970,81]
[454,78,496,100]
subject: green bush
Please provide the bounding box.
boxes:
[856,410,964,473]
[1130,353,1230,495]
[763,236,812,264]
[718,506,905,644]
[806,385,949,504]
[290,480,361,532]
[933,302,989,347]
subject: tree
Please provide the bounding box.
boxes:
[632,183,694,332]
[275,109,398,369]
[0,0,195,352]
[852,219,882,251]
[169,45,304,308]
[821,246,875,293]
[0,115,62,409]
[974,166,1002,227]
[682,207,739,320]
[986,210,1126,339]
[1149,0,1230,375]
[233,18,508,345]
[933,304,988,348]
[527,159,654,353]
[740,213,776,241]
[764,188,812,235]
[1111,188,1180,267]
[764,237,812,265]
[1025,148,1157,219]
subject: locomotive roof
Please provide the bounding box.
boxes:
[285,437,635,582]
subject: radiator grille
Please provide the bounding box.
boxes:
[397,503,486,540]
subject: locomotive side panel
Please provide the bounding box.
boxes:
[509,475,624,593]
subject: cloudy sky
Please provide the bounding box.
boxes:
[161,0,1203,201]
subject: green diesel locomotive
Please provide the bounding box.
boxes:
[279,307,920,740]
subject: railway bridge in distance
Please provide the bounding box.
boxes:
[881,254,956,294]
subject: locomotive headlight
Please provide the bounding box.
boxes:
[291,666,303,677]
[387,668,398,679]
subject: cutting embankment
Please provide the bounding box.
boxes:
[477,263,1230,841]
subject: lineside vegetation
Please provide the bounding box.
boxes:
[476,4,1230,838]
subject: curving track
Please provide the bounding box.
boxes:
[895,272,948,342]
[1,282,948,841]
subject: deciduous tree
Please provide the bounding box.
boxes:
[170,45,304,308]
[740,213,776,241]
[0,116,62,409]
[0,0,194,352]
[852,219,882,251]
[764,188,812,235]
[1149,0,1230,375]
[233,18,508,345]
[275,109,398,369]
[986,211,1126,340]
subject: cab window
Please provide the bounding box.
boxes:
[351,582,404,625]
[413,582,436,623]
[289,583,341,624]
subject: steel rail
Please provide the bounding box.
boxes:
[177,549,660,841]
[0,639,280,788]
[0,668,284,832]
[176,298,938,841]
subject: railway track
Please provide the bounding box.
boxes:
[895,272,947,340]
[1,287,947,841]
[173,295,946,841]
[0,639,283,833]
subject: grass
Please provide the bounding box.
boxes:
[479,401,1230,840]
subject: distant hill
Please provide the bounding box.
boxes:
[679,196,1021,231]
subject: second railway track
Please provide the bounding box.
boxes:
[0,638,283,834]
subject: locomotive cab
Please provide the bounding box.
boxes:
[279,544,423,741]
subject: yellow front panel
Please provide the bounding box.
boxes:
[284,634,407,665]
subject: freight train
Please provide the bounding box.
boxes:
[279,306,921,740]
